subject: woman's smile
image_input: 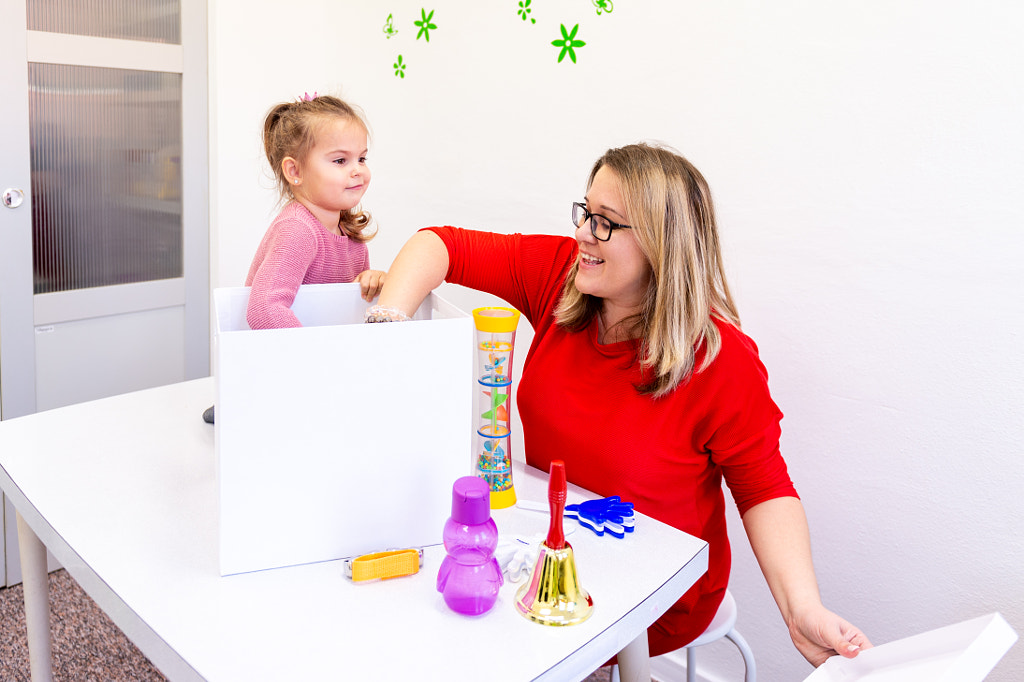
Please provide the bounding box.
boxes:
[573,166,651,324]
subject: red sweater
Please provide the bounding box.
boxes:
[245,201,369,329]
[430,227,798,655]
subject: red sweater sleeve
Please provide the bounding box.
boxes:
[694,323,796,516]
[423,227,576,328]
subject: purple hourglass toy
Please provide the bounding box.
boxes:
[436,476,503,615]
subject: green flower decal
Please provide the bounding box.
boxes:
[518,0,536,24]
[382,13,398,38]
[551,23,586,63]
[592,0,614,15]
[393,55,406,78]
[415,8,437,42]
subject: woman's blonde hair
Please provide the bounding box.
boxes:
[554,142,740,397]
[262,94,374,243]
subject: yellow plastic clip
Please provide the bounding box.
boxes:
[344,548,424,582]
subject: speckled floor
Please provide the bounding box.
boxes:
[0,569,613,681]
[0,570,165,681]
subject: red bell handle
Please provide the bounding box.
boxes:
[545,460,567,550]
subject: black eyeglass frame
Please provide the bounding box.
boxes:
[571,201,632,242]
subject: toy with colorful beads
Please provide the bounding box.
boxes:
[473,307,521,509]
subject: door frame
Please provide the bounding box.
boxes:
[0,0,36,424]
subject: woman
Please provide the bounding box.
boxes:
[369,143,871,668]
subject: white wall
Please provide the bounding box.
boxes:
[212,2,1024,680]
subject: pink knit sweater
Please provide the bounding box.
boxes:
[245,202,369,329]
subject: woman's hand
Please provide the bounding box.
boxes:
[740,497,873,667]
[787,603,872,667]
[356,269,386,301]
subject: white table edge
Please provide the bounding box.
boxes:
[534,542,710,681]
[1,465,205,682]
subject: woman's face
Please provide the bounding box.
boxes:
[573,166,652,319]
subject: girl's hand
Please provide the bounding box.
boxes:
[356,269,386,301]
[788,604,873,667]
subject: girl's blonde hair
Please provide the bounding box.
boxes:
[262,94,374,243]
[554,143,740,397]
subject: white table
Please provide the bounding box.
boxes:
[0,378,708,681]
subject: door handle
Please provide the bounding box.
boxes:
[2,188,25,208]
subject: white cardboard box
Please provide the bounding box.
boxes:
[804,612,1018,682]
[214,283,474,576]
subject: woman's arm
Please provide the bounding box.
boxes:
[376,230,450,317]
[741,496,872,666]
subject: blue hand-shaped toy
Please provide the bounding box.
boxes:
[565,496,635,538]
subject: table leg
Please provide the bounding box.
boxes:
[616,628,651,682]
[16,511,53,682]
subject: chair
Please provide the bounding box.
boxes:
[611,589,755,682]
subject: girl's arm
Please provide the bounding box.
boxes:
[741,496,873,666]
[376,230,450,316]
[246,243,316,329]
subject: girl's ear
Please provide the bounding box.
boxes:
[282,157,301,186]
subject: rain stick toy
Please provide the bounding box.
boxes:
[473,307,521,509]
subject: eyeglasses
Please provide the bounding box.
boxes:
[572,201,632,242]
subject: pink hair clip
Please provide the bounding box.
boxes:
[301,91,318,102]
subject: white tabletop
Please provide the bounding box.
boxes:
[0,378,708,681]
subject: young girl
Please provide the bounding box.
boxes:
[245,93,385,329]
[202,95,383,424]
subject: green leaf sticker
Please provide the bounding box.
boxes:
[415,8,437,42]
[393,55,406,78]
[551,23,586,64]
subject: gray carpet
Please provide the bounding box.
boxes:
[1,569,613,681]
[0,569,165,681]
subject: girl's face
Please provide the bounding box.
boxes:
[290,117,370,231]
[573,166,652,322]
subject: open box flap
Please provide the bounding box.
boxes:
[804,612,1017,682]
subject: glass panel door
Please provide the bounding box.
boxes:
[27,0,182,43]
[29,63,183,294]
